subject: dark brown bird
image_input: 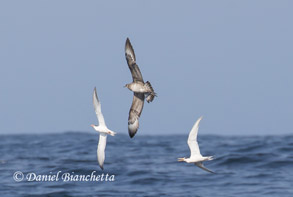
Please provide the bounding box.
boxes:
[124,38,156,138]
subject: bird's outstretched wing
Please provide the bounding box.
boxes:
[128,92,145,138]
[97,133,107,170]
[93,87,106,127]
[195,162,215,174]
[125,38,144,83]
[187,116,203,157]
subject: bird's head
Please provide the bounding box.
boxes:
[177,157,186,162]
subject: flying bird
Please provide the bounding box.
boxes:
[91,87,116,170]
[124,38,156,138]
[178,117,215,173]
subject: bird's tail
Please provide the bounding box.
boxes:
[108,130,116,136]
[145,81,157,103]
[205,156,214,161]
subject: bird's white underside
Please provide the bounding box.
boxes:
[128,118,139,131]
[92,88,116,170]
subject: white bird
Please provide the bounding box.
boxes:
[178,117,215,173]
[91,87,116,170]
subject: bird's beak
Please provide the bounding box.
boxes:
[90,124,94,127]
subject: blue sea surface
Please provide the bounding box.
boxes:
[0,133,293,196]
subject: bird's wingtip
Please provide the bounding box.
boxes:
[126,37,130,44]
[207,169,216,174]
[128,128,137,138]
[125,37,136,62]
[196,116,203,124]
[128,132,136,138]
[128,118,139,138]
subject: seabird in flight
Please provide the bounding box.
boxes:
[178,117,215,173]
[124,38,156,138]
[91,87,116,170]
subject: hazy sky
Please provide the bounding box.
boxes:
[0,1,292,135]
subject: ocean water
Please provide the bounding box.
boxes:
[0,132,293,197]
